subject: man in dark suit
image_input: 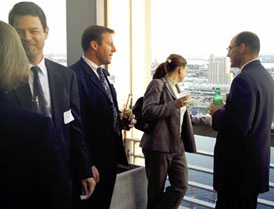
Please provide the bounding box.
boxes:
[69,25,134,209]
[8,2,95,205]
[209,31,274,209]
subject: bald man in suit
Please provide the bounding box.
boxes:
[210,31,274,209]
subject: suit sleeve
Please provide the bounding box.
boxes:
[38,118,71,208]
[69,71,93,179]
[142,79,177,120]
[212,75,255,136]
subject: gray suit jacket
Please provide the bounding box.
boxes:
[140,77,196,153]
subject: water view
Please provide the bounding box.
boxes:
[180,135,274,209]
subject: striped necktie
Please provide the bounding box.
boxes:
[31,66,49,117]
[97,67,120,135]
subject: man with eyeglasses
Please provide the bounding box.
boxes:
[210,31,274,209]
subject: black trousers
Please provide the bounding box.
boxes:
[215,192,258,209]
[72,158,117,209]
[143,150,188,209]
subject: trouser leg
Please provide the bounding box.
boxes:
[155,152,188,209]
[216,192,258,209]
[143,150,169,209]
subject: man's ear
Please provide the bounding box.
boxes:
[44,26,49,40]
[239,43,247,54]
[90,40,98,51]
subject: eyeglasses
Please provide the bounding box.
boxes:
[226,45,239,52]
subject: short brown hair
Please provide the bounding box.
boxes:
[235,31,260,54]
[81,25,114,52]
[9,2,48,32]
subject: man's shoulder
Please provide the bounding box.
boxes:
[45,58,74,76]
[45,58,67,69]
[240,61,269,82]
[69,58,85,70]
[69,58,90,79]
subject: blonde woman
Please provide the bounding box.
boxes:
[0,21,29,91]
[0,21,68,209]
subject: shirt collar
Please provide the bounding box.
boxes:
[30,57,47,75]
[166,75,177,87]
[82,55,101,70]
[240,58,259,70]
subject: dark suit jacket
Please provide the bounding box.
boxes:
[212,60,274,194]
[140,77,196,153]
[69,58,128,171]
[4,59,92,182]
[0,101,68,209]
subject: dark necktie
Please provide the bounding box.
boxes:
[97,67,120,135]
[31,66,49,116]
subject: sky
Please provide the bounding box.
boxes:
[151,0,274,60]
[1,0,273,59]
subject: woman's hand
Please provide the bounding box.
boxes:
[175,95,191,108]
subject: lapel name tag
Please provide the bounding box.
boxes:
[107,75,115,84]
[64,109,74,124]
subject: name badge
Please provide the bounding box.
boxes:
[64,109,74,124]
[108,75,115,84]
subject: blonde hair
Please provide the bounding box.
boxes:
[0,20,30,91]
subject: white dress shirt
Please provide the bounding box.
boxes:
[82,55,100,78]
[240,58,259,70]
[166,77,186,132]
[82,55,116,88]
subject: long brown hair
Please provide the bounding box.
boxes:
[153,54,187,79]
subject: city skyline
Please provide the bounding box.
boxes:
[151,0,274,60]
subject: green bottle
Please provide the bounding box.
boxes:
[213,88,223,106]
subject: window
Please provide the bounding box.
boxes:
[151,0,274,124]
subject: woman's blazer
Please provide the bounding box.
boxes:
[140,77,196,153]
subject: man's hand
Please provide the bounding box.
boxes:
[81,177,96,199]
[119,112,123,120]
[128,113,136,128]
[92,166,100,183]
[119,112,136,129]
[209,103,224,115]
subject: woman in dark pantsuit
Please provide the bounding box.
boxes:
[140,54,197,209]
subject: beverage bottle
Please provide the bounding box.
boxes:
[213,88,223,106]
[122,94,133,130]
[32,96,41,113]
